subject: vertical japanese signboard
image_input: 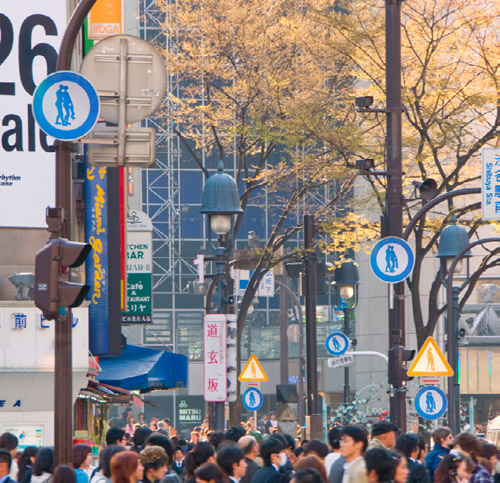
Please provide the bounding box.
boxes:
[482,148,500,220]
[203,314,227,402]
[122,210,153,324]
[0,1,67,227]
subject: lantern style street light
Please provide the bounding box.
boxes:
[200,161,242,430]
[334,259,360,404]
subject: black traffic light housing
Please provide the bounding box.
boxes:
[389,345,416,388]
[35,238,92,320]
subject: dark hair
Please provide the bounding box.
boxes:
[72,443,92,469]
[340,425,369,454]
[294,455,327,482]
[303,440,329,459]
[106,427,126,446]
[283,433,296,452]
[479,442,497,460]
[194,463,225,483]
[216,444,244,477]
[0,449,12,471]
[328,427,343,451]
[269,433,286,450]
[395,433,419,458]
[99,445,127,478]
[454,433,482,462]
[431,427,451,447]
[146,433,173,463]
[294,446,304,459]
[292,467,323,483]
[110,451,140,483]
[33,447,54,476]
[364,448,400,482]
[259,438,283,466]
[434,452,474,483]
[0,433,18,452]
[53,465,76,483]
[17,446,38,482]
[185,442,215,477]
[225,426,246,443]
[133,427,153,449]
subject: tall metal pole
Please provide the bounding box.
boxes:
[385,0,406,430]
[304,215,318,416]
[279,274,289,385]
[343,307,351,403]
[53,0,97,466]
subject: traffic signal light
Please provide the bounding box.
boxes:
[389,345,416,388]
[35,238,92,320]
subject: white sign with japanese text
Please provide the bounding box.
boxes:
[482,148,500,220]
[231,268,275,297]
[203,314,227,402]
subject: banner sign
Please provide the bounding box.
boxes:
[0,2,67,227]
[203,314,227,402]
[88,0,123,39]
[85,164,110,354]
[481,148,500,220]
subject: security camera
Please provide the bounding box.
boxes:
[355,159,375,171]
[355,96,374,108]
[458,328,466,338]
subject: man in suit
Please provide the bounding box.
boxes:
[238,436,261,483]
[171,446,186,481]
[251,438,289,483]
[217,445,247,483]
[396,433,430,483]
[0,449,17,483]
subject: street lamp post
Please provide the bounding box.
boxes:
[200,161,243,431]
[334,260,360,404]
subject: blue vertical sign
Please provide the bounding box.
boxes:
[85,162,110,354]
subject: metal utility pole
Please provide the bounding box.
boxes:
[53,0,97,466]
[279,273,289,385]
[385,0,406,430]
[343,307,351,403]
[303,215,322,438]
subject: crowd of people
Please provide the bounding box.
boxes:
[1,414,499,483]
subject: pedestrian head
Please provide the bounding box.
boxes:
[371,420,399,450]
[302,440,329,460]
[208,431,225,450]
[194,462,225,483]
[434,451,474,483]
[340,425,368,460]
[110,450,143,483]
[291,468,323,483]
[0,449,12,477]
[72,443,92,470]
[225,426,246,443]
[216,443,246,479]
[106,427,127,447]
[479,442,498,474]
[238,435,258,458]
[0,433,18,457]
[139,446,168,482]
[327,426,343,451]
[431,427,453,448]
[133,427,153,449]
[364,448,400,482]
[185,442,215,478]
[259,438,284,467]
[293,455,327,482]
[395,433,419,459]
[98,445,127,478]
[453,433,482,463]
[53,465,76,483]
[33,447,54,476]
[145,432,173,463]
[17,446,38,482]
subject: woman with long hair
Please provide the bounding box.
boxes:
[31,448,54,483]
[454,433,493,483]
[184,442,215,483]
[110,451,143,483]
[125,417,136,437]
[17,447,38,483]
[435,452,475,483]
[73,444,93,483]
[53,465,77,483]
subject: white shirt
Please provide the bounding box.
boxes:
[342,456,362,483]
[325,452,341,476]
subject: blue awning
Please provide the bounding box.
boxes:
[97,345,188,393]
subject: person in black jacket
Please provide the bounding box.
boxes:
[251,438,290,483]
[396,433,430,483]
[238,436,261,483]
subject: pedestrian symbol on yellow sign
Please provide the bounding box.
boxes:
[407,336,453,377]
[238,354,268,382]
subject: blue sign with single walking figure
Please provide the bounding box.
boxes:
[33,71,100,141]
[242,388,263,411]
[370,236,415,283]
[414,386,447,420]
[325,331,350,356]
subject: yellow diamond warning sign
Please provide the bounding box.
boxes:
[238,354,269,382]
[407,337,453,377]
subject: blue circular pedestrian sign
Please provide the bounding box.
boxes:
[325,332,350,356]
[370,237,415,283]
[33,71,100,141]
[414,386,447,420]
[242,388,263,411]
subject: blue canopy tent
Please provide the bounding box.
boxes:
[97,345,188,393]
